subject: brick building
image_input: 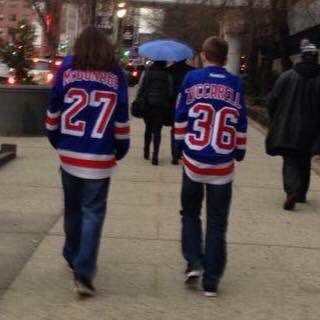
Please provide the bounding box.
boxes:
[0,0,36,41]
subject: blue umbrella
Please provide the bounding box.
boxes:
[138,39,193,61]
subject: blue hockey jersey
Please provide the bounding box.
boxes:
[46,56,129,179]
[174,65,247,185]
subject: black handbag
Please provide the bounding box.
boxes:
[131,97,146,118]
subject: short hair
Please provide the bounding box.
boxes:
[73,27,116,71]
[202,36,228,65]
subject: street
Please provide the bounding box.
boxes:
[0,87,319,319]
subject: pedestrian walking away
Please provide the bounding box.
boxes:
[135,60,173,165]
[266,39,320,211]
[46,27,130,296]
[174,37,247,297]
[167,59,194,164]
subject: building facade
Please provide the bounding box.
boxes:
[0,0,85,57]
[0,0,35,40]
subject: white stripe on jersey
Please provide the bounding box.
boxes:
[61,163,116,179]
[114,121,130,128]
[184,167,234,185]
[183,153,233,169]
[58,149,115,161]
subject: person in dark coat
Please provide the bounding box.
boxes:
[136,61,172,165]
[266,39,320,210]
[167,60,194,164]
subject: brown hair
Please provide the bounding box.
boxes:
[73,27,116,71]
[202,36,228,66]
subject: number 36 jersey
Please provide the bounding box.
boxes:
[46,57,129,179]
[174,65,247,185]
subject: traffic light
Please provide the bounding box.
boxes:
[45,15,52,32]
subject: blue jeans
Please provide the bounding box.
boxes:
[180,172,232,290]
[61,168,110,279]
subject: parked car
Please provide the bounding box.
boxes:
[125,63,145,86]
[0,62,9,84]
[29,58,53,85]
[7,57,63,85]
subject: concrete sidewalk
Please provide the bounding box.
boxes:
[0,98,319,319]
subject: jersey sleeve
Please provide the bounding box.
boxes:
[173,76,189,157]
[46,65,64,149]
[174,76,189,141]
[113,69,130,160]
[234,83,248,161]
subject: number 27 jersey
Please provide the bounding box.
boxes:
[174,65,247,185]
[46,58,129,180]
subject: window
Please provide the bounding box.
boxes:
[0,15,4,21]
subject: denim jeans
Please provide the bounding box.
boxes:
[180,171,232,290]
[282,154,311,196]
[61,168,110,279]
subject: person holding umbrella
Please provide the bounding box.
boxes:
[137,40,193,165]
[136,60,172,165]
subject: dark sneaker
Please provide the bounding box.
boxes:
[203,283,218,297]
[283,193,299,211]
[152,158,159,166]
[74,273,96,297]
[171,158,179,165]
[143,149,150,160]
[185,268,202,284]
[204,289,218,297]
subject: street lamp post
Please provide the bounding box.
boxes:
[115,3,127,49]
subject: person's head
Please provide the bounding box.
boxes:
[300,39,319,64]
[153,60,167,68]
[201,36,228,66]
[73,26,116,70]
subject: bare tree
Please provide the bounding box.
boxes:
[28,0,63,58]
[28,0,111,58]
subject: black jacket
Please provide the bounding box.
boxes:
[266,62,320,156]
[167,60,194,103]
[137,63,173,122]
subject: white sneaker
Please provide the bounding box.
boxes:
[204,290,218,297]
[74,274,96,297]
[185,269,202,284]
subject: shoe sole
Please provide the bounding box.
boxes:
[74,280,96,297]
[204,291,218,297]
[75,286,96,297]
[185,270,201,285]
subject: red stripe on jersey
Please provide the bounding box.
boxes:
[46,116,60,126]
[174,127,186,135]
[113,126,130,134]
[183,157,234,176]
[60,155,116,169]
[236,137,246,145]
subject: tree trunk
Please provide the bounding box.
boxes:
[90,0,97,26]
[270,0,292,71]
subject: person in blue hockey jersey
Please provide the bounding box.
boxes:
[174,36,247,297]
[46,27,130,296]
